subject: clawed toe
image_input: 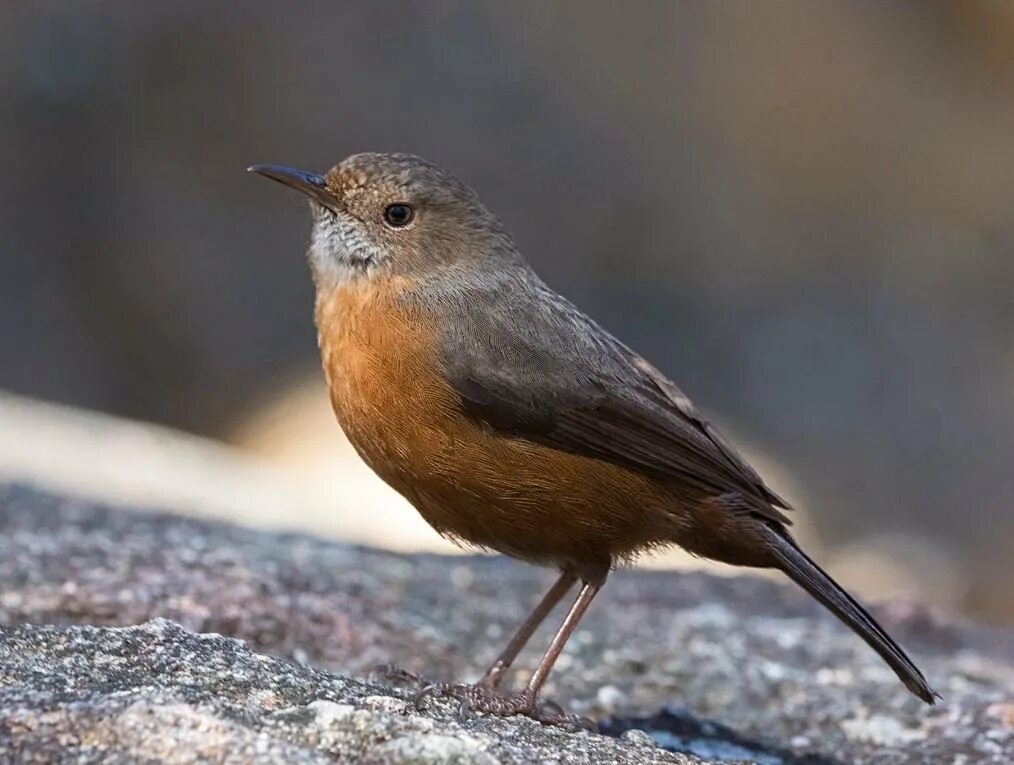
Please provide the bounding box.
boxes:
[534,700,597,730]
[460,688,536,718]
[413,682,463,711]
[414,682,589,728]
[369,662,425,687]
[415,682,535,718]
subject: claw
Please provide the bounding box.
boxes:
[370,662,424,688]
[536,698,566,718]
[413,683,441,711]
[410,682,590,728]
[539,707,596,730]
[531,697,596,729]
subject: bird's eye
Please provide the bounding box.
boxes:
[383,203,414,228]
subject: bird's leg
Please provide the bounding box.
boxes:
[375,569,575,690]
[478,568,577,690]
[502,578,602,724]
[417,573,604,727]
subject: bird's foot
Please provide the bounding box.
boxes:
[414,683,594,729]
[415,682,531,717]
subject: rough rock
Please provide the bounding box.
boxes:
[0,483,1011,764]
[0,619,681,764]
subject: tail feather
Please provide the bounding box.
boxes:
[764,526,938,704]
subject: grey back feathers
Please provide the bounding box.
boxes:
[404,261,792,525]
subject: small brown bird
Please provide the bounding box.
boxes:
[249,153,936,720]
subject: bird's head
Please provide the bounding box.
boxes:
[249,153,516,288]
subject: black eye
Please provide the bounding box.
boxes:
[383,203,414,227]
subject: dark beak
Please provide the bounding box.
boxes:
[247,164,338,208]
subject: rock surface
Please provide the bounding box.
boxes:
[0,619,680,764]
[0,483,1012,764]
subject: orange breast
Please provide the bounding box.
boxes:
[314,277,686,569]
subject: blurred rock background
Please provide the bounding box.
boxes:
[0,3,1011,622]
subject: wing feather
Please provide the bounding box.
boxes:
[434,276,791,525]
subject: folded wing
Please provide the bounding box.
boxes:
[437,278,791,525]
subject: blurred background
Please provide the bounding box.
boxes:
[1,2,1011,623]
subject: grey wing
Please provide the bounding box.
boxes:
[436,277,792,525]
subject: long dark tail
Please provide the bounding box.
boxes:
[763,525,938,704]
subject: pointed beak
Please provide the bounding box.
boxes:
[247,164,338,209]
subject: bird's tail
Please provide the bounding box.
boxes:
[763,524,938,704]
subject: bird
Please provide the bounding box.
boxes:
[249,153,937,722]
